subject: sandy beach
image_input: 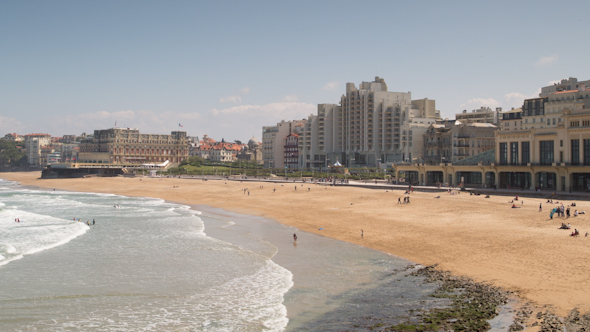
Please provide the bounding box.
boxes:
[2,172,589,317]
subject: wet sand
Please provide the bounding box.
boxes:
[2,172,589,316]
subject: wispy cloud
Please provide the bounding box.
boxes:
[0,116,24,134]
[209,101,315,118]
[219,86,251,104]
[218,95,242,104]
[282,95,299,102]
[459,98,501,111]
[322,81,340,91]
[535,54,559,67]
[43,110,201,135]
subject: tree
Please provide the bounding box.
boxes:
[0,139,26,166]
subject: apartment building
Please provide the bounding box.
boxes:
[500,108,523,132]
[284,134,299,169]
[297,77,439,169]
[423,122,497,165]
[262,119,306,169]
[78,128,189,164]
[540,77,590,97]
[456,107,502,125]
[24,133,52,167]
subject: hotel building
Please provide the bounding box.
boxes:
[297,77,439,169]
[78,128,189,164]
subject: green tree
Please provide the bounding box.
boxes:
[0,139,26,166]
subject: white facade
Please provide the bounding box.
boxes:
[262,119,306,169]
[456,107,502,125]
[24,134,52,167]
[540,77,590,97]
[298,77,439,168]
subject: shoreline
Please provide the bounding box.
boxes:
[2,172,590,319]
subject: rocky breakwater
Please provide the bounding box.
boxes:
[386,264,510,331]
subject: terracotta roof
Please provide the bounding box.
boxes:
[552,90,579,95]
[24,133,51,137]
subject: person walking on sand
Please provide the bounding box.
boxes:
[361,229,363,239]
[398,197,401,204]
[539,203,542,212]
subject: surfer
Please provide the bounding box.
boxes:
[93,219,95,225]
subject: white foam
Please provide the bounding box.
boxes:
[0,209,89,267]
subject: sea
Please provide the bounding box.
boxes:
[0,177,514,331]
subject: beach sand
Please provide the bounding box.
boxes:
[2,172,589,317]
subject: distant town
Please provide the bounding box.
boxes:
[2,76,590,191]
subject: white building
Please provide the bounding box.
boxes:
[24,133,52,167]
[298,77,439,168]
[540,77,590,97]
[456,107,502,125]
[262,119,306,169]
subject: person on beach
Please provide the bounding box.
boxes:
[93,219,95,225]
[293,233,297,242]
[539,203,542,212]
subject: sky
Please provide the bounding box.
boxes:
[1,0,589,141]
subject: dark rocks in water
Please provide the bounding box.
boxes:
[509,322,524,331]
[564,308,590,332]
[539,310,564,332]
[385,265,510,331]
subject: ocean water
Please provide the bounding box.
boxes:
[0,179,291,331]
[0,178,466,331]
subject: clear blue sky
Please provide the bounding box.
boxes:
[1,0,588,141]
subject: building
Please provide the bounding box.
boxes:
[455,107,502,125]
[423,124,452,165]
[236,137,263,164]
[298,104,338,169]
[500,108,523,132]
[423,121,497,165]
[77,128,189,164]
[24,133,52,167]
[3,133,24,142]
[495,84,590,190]
[540,77,590,97]
[262,119,307,169]
[298,77,440,169]
[284,134,299,169]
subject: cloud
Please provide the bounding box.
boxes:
[282,95,299,102]
[218,95,242,104]
[459,98,501,111]
[535,54,558,67]
[322,81,340,91]
[219,86,251,104]
[0,116,24,135]
[209,101,315,119]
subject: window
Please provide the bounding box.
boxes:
[547,118,550,125]
[540,141,554,165]
[560,140,563,147]
[585,139,590,165]
[553,118,556,125]
[500,143,508,165]
[522,142,530,164]
[510,142,519,165]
